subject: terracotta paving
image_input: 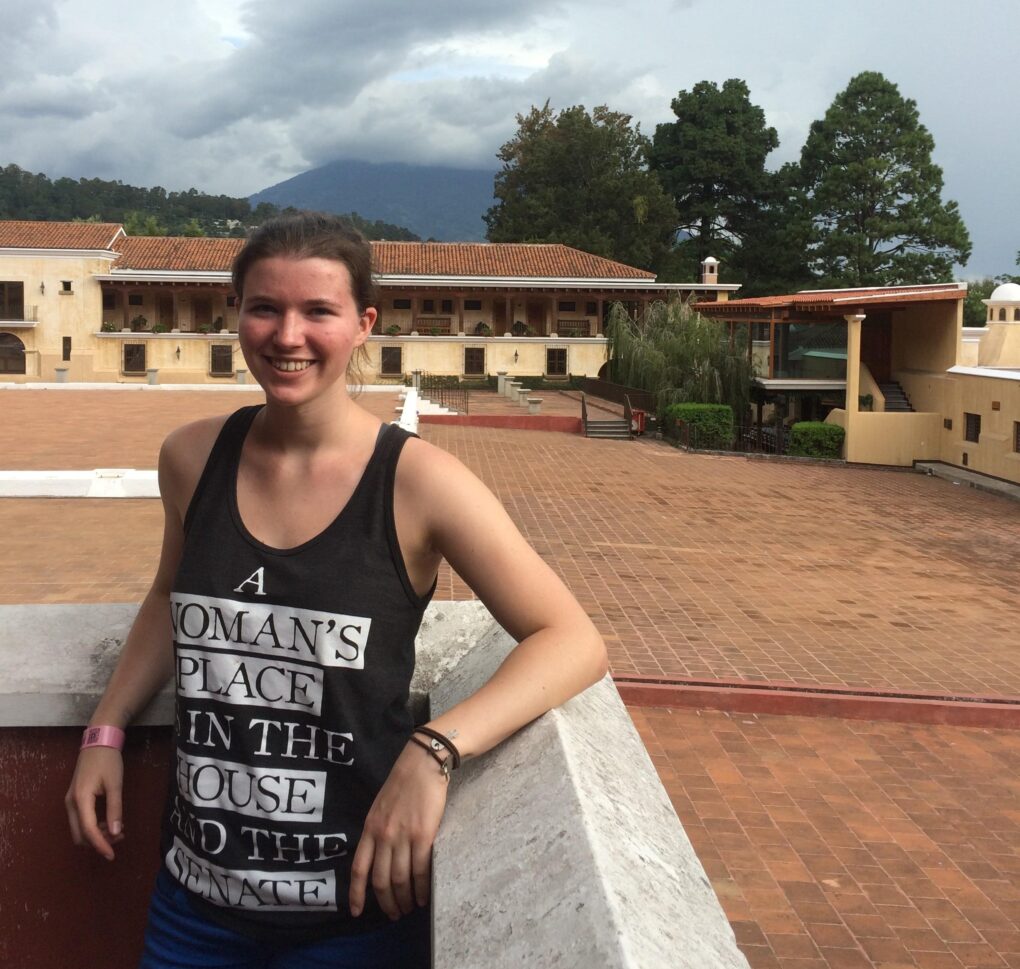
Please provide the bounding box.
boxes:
[3,388,1020,969]
[633,707,1020,969]
[2,390,1019,697]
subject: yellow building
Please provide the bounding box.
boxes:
[0,221,738,385]
[699,283,1020,485]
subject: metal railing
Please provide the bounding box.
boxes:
[672,421,788,455]
[579,376,657,413]
[580,392,589,435]
[419,371,470,414]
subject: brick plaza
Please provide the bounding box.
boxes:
[4,388,1019,968]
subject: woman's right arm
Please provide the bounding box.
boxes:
[64,424,208,860]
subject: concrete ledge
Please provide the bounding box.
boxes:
[914,460,1020,503]
[430,619,748,968]
[0,469,159,498]
[1,602,748,969]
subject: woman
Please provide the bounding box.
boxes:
[65,213,607,968]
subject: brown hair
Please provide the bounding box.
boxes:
[232,212,376,383]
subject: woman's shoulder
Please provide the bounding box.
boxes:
[393,434,492,515]
[158,412,236,517]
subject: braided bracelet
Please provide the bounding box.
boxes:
[413,725,461,770]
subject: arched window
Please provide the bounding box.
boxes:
[1014,309,1020,322]
[1000,308,1007,321]
[0,332,26,374]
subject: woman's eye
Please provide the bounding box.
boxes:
[247,303,277,315]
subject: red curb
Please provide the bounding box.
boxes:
[419,414,582,433]
[614,676,1020,728]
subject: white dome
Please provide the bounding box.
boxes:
[702,256,719,265]
[988,282,1020,303]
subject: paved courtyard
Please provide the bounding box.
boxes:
[3,387,1019,969]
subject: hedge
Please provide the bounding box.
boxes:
[788,422,845,459]
[665,403,734,450]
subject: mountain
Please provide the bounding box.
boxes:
[250,160,496,242]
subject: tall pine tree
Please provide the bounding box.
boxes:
[799,71,970,286]
[650,79,779,274]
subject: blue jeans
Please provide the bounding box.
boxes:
[140,869,430,969]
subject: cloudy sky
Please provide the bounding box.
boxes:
[2,0,1016,276]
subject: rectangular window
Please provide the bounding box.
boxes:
[61,280,73,294]
[210,344,233,376]
[123,343,146,374]
[102,291,116,311]
[441,299,453,314]
[546,347,567,376]
[464,347,485,376]
[585,301,597,316]
[464,299,482,311]
[422,299,435,313]
[381,345,403,376]
[128,294,144,306]
[0,281,25,319]
[226,295,237,308]
[558,300,576,313]
[62,337,71,361]
[393,298,411,310]
[1014,422,1020,453]
[964,412,981,443]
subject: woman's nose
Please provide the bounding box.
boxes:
[274,310,304,346]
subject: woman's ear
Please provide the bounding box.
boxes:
[355,307,377,346]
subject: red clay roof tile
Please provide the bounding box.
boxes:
[114,236,243,271]
[0,220,124,251]
[697,284,964,313]
[113,237,654,279]
[370,242,655,279]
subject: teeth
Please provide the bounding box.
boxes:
[272,359,312,372]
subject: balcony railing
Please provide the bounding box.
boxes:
[1,305,39,323]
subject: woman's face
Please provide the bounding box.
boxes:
[238,256,376,409]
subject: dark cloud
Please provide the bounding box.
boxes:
[0,0,1014,274]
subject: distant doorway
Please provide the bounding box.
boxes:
[0,332,26,373]
[861,313,892,383]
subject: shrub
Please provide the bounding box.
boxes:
[788,422,845,459]
[665,403,733,450]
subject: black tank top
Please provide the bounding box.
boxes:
[160,405,433,940]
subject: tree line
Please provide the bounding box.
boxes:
[485,72,981,296]
[0,164,420,241]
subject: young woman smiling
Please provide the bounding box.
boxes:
[65,213,607,969]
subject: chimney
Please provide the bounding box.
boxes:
[700,256,719,285]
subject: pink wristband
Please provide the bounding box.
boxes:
[81,725,125,751]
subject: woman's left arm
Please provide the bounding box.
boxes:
[349,438,607,919]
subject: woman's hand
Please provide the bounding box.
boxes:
[349,740,449,919]
[65,746,125,861]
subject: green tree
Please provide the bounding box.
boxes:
[123,210,168,236]
[180,218,206,237]
[650,79,778,269]
[963,278,997,327]
[727,162,814,296]
[605,299,752,416]
[485,103,677,270]
[799,71,971,286]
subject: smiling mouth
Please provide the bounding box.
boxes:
[270,359,314,372]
